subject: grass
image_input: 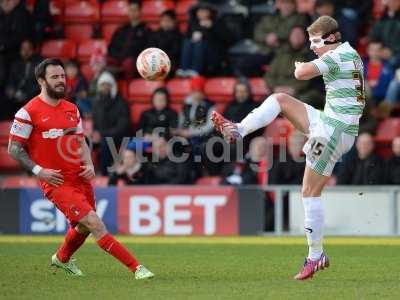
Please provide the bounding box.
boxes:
[1,236,400,300]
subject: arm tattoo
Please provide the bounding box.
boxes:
[8,140,36,172]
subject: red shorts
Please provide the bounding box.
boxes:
[42,181,96,227]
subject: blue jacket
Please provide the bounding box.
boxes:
[363,59,394,101]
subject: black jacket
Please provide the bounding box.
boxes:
[269,155,305,185]
[146,158,190,184]
[92,94,131,139]
[222,159,259,185]
[223,99,258,123]
[139,107,178,137]
[337,154,386,185]
[150,28,182,68]
[385,156,400,185]
[108,164,147,185]
[108,22,149,60]
[0,3,33,61]
[7,54,42,103]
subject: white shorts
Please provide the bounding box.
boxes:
[302,104,355,176]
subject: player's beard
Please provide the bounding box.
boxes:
[45,80,66,99]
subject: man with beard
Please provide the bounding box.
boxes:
[8,58,154,279]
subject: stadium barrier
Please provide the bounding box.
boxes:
[2,185,399,236]
[0,186,265,235]
[265,185,400,236]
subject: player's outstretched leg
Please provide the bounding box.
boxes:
[51,225,89,276]
[79,211,154,279]
[294,166,331,280]
[211,93,310,142]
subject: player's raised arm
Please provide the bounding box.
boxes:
[294,61,320,80]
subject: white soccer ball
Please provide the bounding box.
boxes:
[136,48,171,81]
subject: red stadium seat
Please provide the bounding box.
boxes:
[141,0,175,23]
[373,0,385,19]
[249,77,270,102]
[101,0,129,23]
[1,176,38,188]
[214,103,227,113]
[179,21,188,34]
[80,63,94,82]
[101,23,121,43]
[64,1,100,24]
[128,79,165,103]
[204,77,236,102]
[264,118,294,145]
[117,79,129,99]
[176,0,197,22]
[129,103,152,125]
[375,118,400,143]
[0,146,21,172]
[166,78,192,102]
[195,176,222,186]
[77,39,107,64]
[0,121,11,145]
[50,0,65,23]
[64,24,94,43]
[41,39,77,60]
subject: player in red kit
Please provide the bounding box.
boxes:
[8,58,154,279]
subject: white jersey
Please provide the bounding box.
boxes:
[311,42,365,136]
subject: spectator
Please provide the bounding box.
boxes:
[223,81,258,123]
[363,41,394,104]
[0,0,34,94]
[5,40,41,118]
[139,87,178,140]
[265,26,323,109]
[309,0,368,47]
[107,1,149,78]
[358,97,378,135]
[108,148,147,185]
[381,70,400,116]
[33,0,55,42]
[385,137,400,185]
[0,0,34,63]
[150,10,182,74]
[177,76,214,145]
[146,137,190,184]
[254,0,307,58]
[91,71,130,175]
[222,136,269,185]
[88,51,107,97]
[176,3,232,77]
[369,0,400,68]
[65,60,88,103]
[337,132,385,185]
[269,130,306,184]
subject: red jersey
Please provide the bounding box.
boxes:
[9,96,84,182]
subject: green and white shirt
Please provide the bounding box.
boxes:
[311,42,365,136]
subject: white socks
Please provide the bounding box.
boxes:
[237,95,281,137]
[303,197,324,261]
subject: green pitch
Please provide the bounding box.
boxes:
[1,236,400,300]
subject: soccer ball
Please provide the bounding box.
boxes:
[136,48,171,81]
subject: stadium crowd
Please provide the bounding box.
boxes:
[1,0,400,187]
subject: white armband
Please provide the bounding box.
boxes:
[32,165,43,175]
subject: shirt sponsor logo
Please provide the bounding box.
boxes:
[42,128,64,139]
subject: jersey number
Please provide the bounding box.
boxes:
[352,70,366,103]
[310,140,324,157]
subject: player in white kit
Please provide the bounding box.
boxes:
[211,16,365,280]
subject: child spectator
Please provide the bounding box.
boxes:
[108,148,147,185]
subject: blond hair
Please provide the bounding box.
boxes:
[307,16,341,40]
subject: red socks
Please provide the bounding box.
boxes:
[97,233,139,272]
[57,227,89,263]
